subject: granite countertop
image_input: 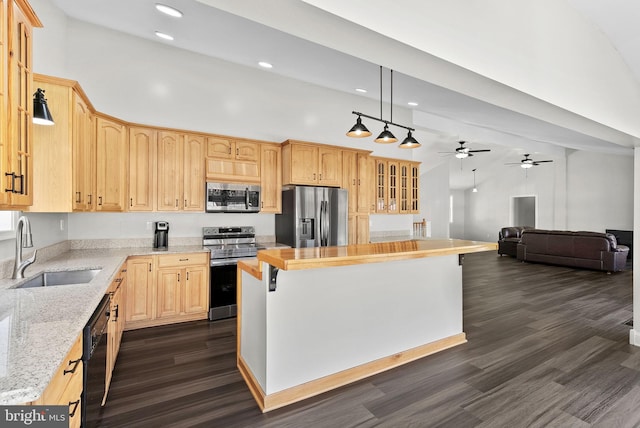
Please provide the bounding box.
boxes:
[0,245,208,405]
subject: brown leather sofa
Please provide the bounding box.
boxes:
[516,229,629,272]
[498,226,531,257]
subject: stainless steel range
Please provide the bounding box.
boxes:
[203,226,257,320]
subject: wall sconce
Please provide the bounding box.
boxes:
[33,88,54,126]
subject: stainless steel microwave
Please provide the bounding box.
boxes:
[206,182,261,213]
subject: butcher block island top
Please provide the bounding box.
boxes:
[256,238,498,271]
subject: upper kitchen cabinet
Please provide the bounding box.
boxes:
[0,0,41,207]
[205,136,260,183]
[128,126,156,212]
[156,131,182,211]
[281,140,342,187]
[182,133,205,211]
[95,114,128,211]
[372,156,420,215]
[29,74,96,213]
[260,143,281,213]
[342,149,372,244]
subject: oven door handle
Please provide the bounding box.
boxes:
[210,257,254,267]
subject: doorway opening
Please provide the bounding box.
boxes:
[512,195,536,227]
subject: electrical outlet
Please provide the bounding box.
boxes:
[146,221,152,230]
[60,219,65,231]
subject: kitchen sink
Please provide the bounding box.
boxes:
[16,269,102,289]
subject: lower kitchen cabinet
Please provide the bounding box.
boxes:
[105,264,127,400]
[125,253,209,330]
[348,214,370,244]
[124,256,155,327]
[32,332,83,428]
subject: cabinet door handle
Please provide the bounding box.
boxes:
[236,148,239,156]
[69,399,80,418]
[76,192,81,203]
[64,358,81,375]
[313,173,316,180]
[4,172,15,193]
[352,179,356,185]
[176,199,178,207]
[319,174,322,180]
[184,199,187,207]
[179,258,189,261]
[115,278,123,283]
[186,272,189,280]
[149,263,152,272]
[358,179,361,185]
[228,147,231,154]
[16,174,24,194]
[98,196,103,206]
[178,273,180,282]
[113,304,119,321]
[88,194,92,205]
[130,198,133,207]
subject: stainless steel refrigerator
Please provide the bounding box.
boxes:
[275,185,348,248]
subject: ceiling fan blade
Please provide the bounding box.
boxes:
[504,162,522,165]
[468,149,491,153]
[533,160,553,164]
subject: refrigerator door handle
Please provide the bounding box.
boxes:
[320,200,328,246]
[324,200,331,245]
[245,188,250,210]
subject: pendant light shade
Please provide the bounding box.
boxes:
[33,88,54,126]
[346,115,371,138]
[398,130,421,149]
[374,124,397,143]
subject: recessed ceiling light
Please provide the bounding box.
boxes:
[258,61,273,69]
[355,88,367,93]
[408,102,418,106]
[155,31,174,41]
[155,3,183,18]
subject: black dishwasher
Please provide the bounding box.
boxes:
[83,294,110,427]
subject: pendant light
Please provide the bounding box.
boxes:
[32,88,54,126]
[346,115,371,138]
[347,66,419,148]
[374,67,397,143]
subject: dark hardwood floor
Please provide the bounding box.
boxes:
[98,251,637,427]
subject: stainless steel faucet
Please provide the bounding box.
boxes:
[12,215,36,279]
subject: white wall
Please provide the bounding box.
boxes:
[0,212,67,261]
[420,163,450,239]
[449,189,465,239]
[566,151,633,231]
[67,212,275,240]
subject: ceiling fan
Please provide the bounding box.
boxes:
[506,154,553,169]
[439,141,491,159]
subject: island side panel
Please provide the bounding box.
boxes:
[264,254,463,395]
[240,269,268,390]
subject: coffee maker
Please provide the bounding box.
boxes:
[153,221,169,250]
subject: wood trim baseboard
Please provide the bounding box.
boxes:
[239,332,467,413]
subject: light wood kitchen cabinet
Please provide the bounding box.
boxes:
[206,136,260,183]
[156,253,209,322]
[411,163,420,213]
[32,332,83,428]
[72,92,95,211]
[343,149,372,244]
[0,1,41,207]
[95,115,128,211]
[260,143,281,213]
[282,140,342,187]
[128,127,156,211]
[106,264,126,400]
[373,158,399,214]
[126,253,208,330]
[207,136,259,161]
[29,75,96,212]
[125,256,155,328]
[373,157,420,215]
[157,131,182,211]
[183,133,205,211]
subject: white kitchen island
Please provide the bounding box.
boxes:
[237,238,497,412]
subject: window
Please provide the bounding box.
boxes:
[0,211,18,241]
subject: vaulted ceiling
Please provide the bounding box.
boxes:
[50,0,640,188]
